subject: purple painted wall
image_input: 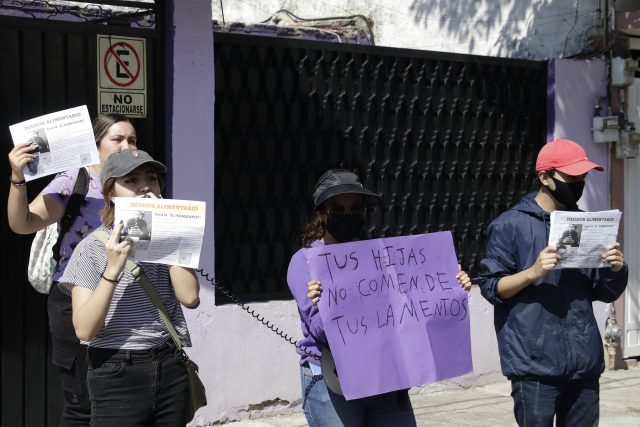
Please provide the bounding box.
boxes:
[548,59,613,339]
[165,2,215,265]
[166,2,218,422]
[167,2,303,423]
[548,59,610,212]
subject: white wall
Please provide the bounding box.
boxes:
[212,0,600,59]
[622,40,640,357]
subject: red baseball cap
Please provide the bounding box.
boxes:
[535,138,603,176]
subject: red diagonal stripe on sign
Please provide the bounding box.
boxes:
[108,42,135,81]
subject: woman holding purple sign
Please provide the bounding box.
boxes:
[287,169,472,427]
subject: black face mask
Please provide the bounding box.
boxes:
[549,176,585,207]
[326,216,365,243]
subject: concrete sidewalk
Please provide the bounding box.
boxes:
[224,366,640,426]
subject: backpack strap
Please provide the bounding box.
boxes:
[91,229,184,351]
[52,167,90,264]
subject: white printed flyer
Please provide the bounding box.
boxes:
[114,197,206,268]
[9,105,99,181]
[548,210,622,269]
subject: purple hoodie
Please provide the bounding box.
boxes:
[287,240,327,367]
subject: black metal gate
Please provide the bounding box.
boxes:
[0,13,163,426]
[214,33,547,303]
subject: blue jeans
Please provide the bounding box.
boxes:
[511,378,599,427]
[300,364,417,427]
[87,342,189,427]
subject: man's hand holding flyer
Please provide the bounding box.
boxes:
[549,210,622,269]
[114,197,206,268]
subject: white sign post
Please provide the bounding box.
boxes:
[97,35,147,118]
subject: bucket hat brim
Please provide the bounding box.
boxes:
[314,183,382,210]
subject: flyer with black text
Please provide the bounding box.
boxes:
[9,105,99,181]
[549,210,622,269]
[114,197,206,268]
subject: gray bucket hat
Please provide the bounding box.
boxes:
[312,169,382,211]
[100,149,166,186]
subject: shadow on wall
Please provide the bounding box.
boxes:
[408,0,602,59]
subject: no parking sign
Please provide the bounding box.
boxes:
[97,35,147,118]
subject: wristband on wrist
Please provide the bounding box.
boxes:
[101,273,120,284]
[10,176,26,186]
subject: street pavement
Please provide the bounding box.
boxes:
[224,366,640,426]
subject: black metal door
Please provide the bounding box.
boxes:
[214,33,547,303]
[0,15,163,426]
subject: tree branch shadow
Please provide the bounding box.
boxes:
[408,0,599,59]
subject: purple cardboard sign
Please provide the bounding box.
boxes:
[304,231,472,400]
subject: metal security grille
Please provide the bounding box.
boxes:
[214,33,547,303]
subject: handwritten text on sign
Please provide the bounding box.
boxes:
[305,232,472,400]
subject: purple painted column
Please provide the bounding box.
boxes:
[164,0,216,421]
[546,59,556,143]
[549,59,609,212]
[165,0,215,270]
[165,1,216,421]
[550,59,613,342]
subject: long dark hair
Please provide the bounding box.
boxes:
[301,210,325,248]
[100,178,117,227]
[92,113,132,146]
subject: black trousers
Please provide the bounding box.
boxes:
[48,284,91,427]
[87,342,190,426]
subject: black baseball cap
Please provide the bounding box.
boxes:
[312,169,382,211]
[100,149,166,186]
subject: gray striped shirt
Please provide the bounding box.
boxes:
[59,226,191,350]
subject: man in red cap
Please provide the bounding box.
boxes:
[479,138,627,426]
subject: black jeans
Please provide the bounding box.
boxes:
[48,284,91,427]
[87,342,190,427]
[511,377,599,427]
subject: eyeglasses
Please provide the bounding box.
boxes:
[325,203,366,220]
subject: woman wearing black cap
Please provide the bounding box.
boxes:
[287,169,471,426]
[59,149,200,426]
